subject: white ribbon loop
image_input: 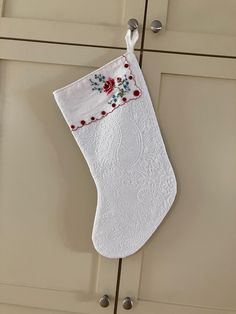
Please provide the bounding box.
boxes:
[125,29,139,53]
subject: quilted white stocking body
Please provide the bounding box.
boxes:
[53,29,177,258]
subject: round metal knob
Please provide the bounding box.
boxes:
[99,294,110,308]
[151,20,162,33]
[128,18,139,31]
[122,297,133,310]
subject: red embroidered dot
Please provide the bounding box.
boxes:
[81,120,86,125]
[133,90,140,97]
[112,103,116,108]
[91,117,95,121]
[71,125,75,129]
[129,75,133,80]
[117,77,122,82]
[122,97,127,102]
[124,63,129,68]
[101,111,106,115]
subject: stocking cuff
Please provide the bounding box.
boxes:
[53,52,142,131]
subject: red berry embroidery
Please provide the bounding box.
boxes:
[81,120,86,125]
[133,90,140,97]
[91,117,95,121]
[71,125,75,129]
[122,97,127,102]
[112,103,116,108]
[101,111,106,115]
[117,77,122,82]
[129,75,133,80]
[124,63,129,68]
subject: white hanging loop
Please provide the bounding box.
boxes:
[125,29,139,53]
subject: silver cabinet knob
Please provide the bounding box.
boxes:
[99,294,110,308]
[151,20,162,33]
[128,18,139,31]
[122,297,133,310]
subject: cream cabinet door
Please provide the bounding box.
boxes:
[0,0,145,48]
[117,52,236,314]
[145,0,236,57]
[0,40,139,314]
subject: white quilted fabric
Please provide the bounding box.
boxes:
[53,30,177,258]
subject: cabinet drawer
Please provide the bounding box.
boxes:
[0,0,145,48]
[145,0,236,57]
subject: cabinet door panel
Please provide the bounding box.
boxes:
[0,0,145,47]
[0,40,135,314]
[145,0,236,56]
[118,52,236,314]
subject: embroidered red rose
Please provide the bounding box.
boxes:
[103,78,115,95]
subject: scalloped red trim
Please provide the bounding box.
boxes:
[70,54,142,131]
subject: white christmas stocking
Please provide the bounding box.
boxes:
[53,29,177,258]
